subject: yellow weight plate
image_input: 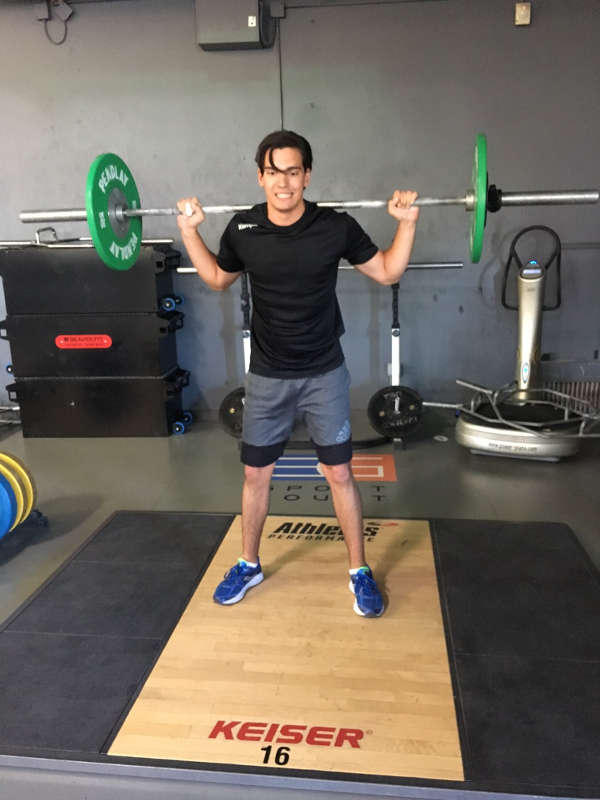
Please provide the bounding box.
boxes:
[0,452,36,526]
[0,461,24,532]
[0,460,27,529]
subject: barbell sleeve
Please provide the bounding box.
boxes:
[20,209,89,223]
[498,190,599,206]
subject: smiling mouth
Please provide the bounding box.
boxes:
[275,193,293,199]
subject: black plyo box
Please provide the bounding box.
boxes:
[0,246,180,315]
[1,312,183,378]
[7,369,190,438]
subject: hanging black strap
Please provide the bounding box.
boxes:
[391,282,400,329]
[240,272,251,330]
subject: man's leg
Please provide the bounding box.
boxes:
[318,461,365,569]
[241,462,276,562]
[299,364,366,567]
[212,461,277,605]
[319,459,384,617]
[213,371,294,606]
[239,372,295,563]
[301,364,384,617]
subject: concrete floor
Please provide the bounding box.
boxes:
[0,409,599,799]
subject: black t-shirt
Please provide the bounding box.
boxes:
[216,201,378,378]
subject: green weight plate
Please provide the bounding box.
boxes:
[85,153,142,271]
[469,133,487,263]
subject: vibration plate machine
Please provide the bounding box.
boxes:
[455,226,593,462]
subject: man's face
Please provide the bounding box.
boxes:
[257,147,311,214]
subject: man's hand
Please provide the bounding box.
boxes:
[176,197,205,233]
[387,190,420,223]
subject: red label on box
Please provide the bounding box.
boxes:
[55,334,113,350]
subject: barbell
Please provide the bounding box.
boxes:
[19,134,599,271]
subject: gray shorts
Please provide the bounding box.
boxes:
[241,362,352,467]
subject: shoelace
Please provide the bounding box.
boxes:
[224,562,254,580]
[224,564,242,579]
[354,571,376,593]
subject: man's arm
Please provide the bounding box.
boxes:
[176,197,242,291]
[354,190,419,286]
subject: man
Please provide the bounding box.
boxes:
[177,130,419,617]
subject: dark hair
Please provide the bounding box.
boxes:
[255,130,313,172]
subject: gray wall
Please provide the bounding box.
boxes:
[0,0,599,415]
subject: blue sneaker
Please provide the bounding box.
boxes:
[213,559,264,605]
[349,567,384,617]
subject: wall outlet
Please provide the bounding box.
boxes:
[515,2,532,26]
